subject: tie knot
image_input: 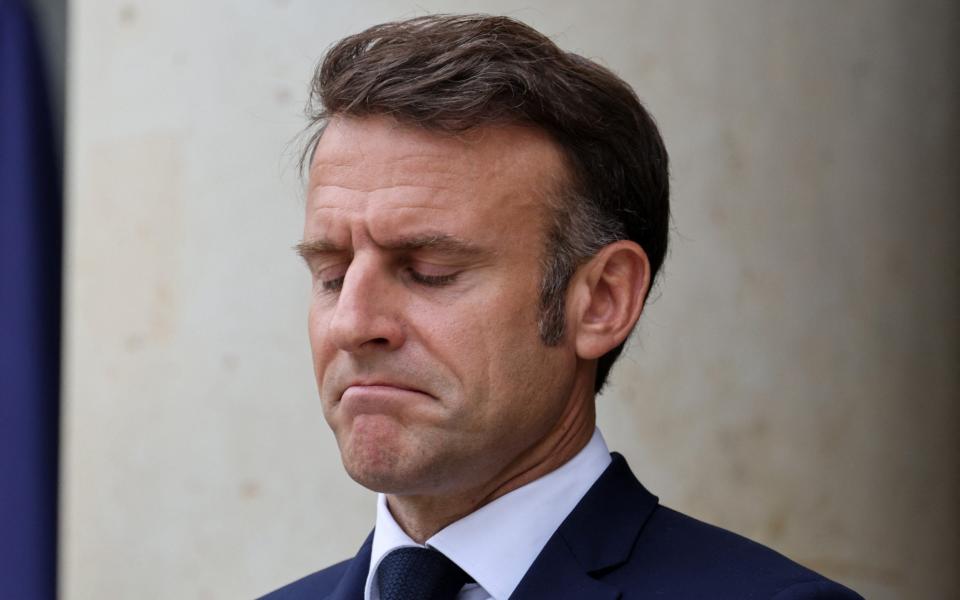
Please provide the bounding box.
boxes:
[377,547,471,600]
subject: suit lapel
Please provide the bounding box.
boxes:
[327,455,656,600]
[508,454,658,600]
[507,535,621,600]
[326,532,374,600]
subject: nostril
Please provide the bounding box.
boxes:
[355,336,398,352]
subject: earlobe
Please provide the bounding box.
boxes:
[573,241,651,360]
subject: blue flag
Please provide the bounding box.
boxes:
[0,0,61,597]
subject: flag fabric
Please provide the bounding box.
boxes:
[0,0,62,598]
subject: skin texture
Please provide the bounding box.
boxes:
[301,116,650,542]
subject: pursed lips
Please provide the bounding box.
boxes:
[338,381,435,414]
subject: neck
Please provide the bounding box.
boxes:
[385,383,597,543]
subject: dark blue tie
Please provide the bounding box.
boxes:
[377,547,471,600]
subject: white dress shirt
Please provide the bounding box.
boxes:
[363,428,612,600]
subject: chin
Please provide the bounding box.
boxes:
[336,416,420,493]
[341,453,435,495]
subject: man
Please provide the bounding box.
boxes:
[263,14,861,600]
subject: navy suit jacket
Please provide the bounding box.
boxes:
[260,454,862,599]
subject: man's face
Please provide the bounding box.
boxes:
[302,116,586,500]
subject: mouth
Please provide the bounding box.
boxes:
[338,381,435,414]
[344,379,431,395]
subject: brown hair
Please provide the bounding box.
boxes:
[303,14,670,393]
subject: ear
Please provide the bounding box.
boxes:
[569,241,651,360]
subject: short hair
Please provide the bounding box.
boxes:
[303,14,670,393]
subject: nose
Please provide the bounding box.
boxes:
[326,256,406,354]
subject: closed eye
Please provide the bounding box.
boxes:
[320,275,346,292]
[313,263,349,293]
[318,268,456,293]
[408,268,458,287]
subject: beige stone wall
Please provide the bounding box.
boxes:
[62,1,959,598]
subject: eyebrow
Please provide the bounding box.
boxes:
[294,233,488,260]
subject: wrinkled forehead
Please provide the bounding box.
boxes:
[303,116,570,253]
[307,115,568,211]
[312,115,560,169]
[309,124,473,191]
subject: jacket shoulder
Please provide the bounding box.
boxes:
[257,558,353,600]
[616,505,862,599]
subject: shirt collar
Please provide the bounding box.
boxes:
[365,429,611,600]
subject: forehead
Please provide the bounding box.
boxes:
[308,116,564,185]
[304,116,568,246]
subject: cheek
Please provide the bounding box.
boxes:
[307,296,337,346]
[307,304,323,344]
[307,304,337,390]
[476,287,569,408]
[307,306,323,362]
[423,286,544,396]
